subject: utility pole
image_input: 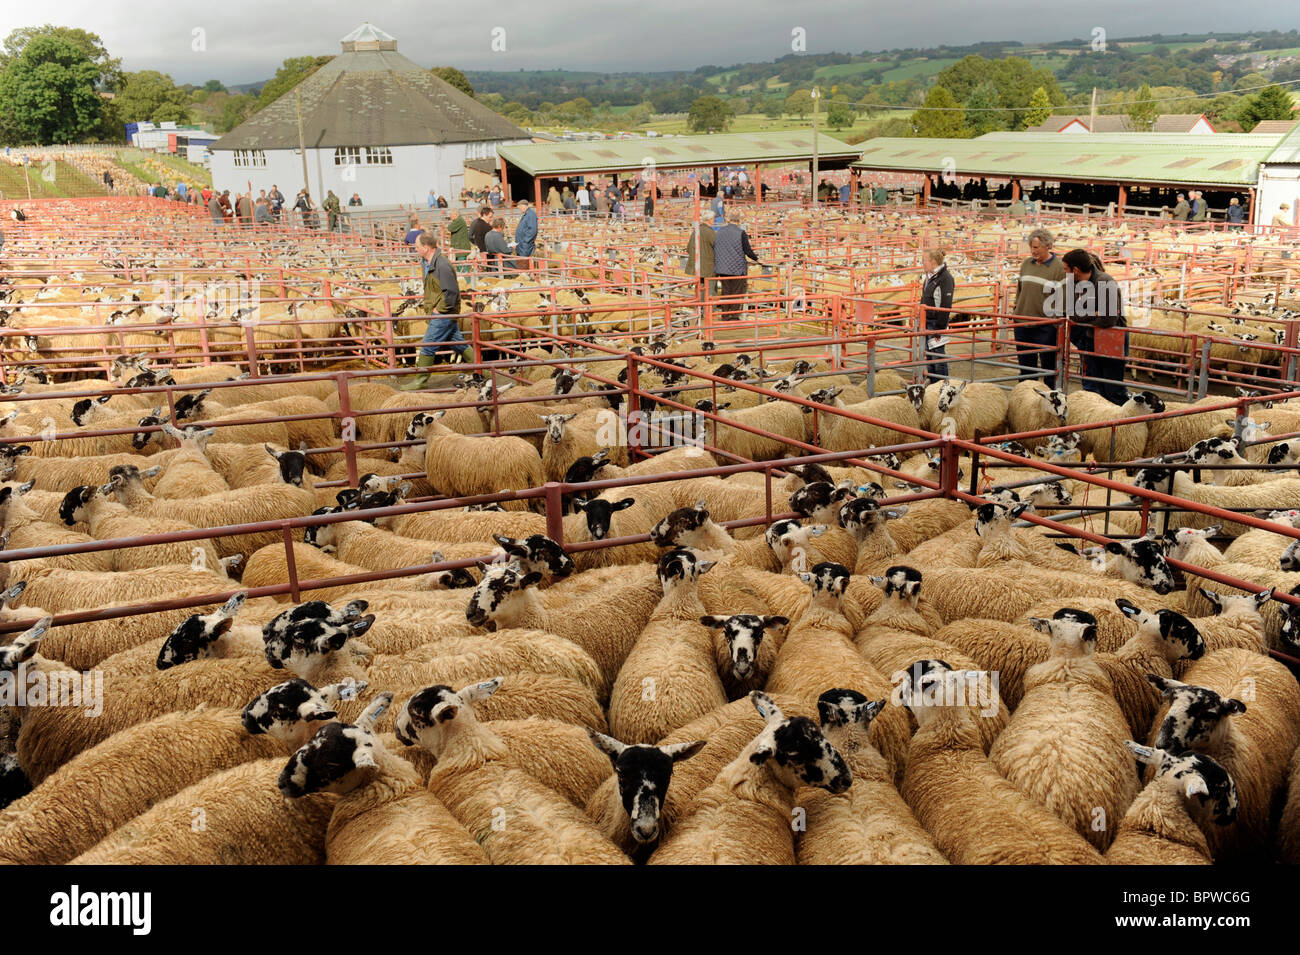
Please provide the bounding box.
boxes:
[811,86,821,205]
[1089,86,1097,132]
[295,87,310,195]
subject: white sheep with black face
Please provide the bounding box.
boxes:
[586,731,706,856]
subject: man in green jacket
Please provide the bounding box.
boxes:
[323,191,342,231]
[685,220,717,300]
[402,233,467,390]
[447,212,472,251]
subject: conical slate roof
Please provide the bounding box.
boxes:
[213,24,526,151]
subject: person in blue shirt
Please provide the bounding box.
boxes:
[514,200,538,262]
[428,190,436,209]
[710,195,725,226]
[1226,197,1245,230]
[838,183,850,204]
[403,215,424,245]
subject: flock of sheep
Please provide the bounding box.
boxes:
[0,205,1299,866]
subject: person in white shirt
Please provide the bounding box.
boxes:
[576,184,592,219]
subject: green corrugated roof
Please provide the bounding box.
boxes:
[853,135,1278,187]
[1265,122,1300,165]
[497,131,862,176]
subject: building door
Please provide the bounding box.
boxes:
[449,173,464,207]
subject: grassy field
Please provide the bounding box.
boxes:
[635,111,911,141]
[879,57,962,82]
[0,160,107,199]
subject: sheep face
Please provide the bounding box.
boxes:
[936,380,966,414]
[1027,608,1098,657]
[70,395,112,427]
[131,409,166,450]
[58,485,99,526]
[1114,599,1206,662]
[0,617,51,672]
[262,601,372,675]
[838,497,900,536]
[1149,675,1247,752]
[491,534,574,580]
[572,497,634,541]
[156,593,246,669]
[0,444,31,462]
[394,679,502,754]
[797,561,849,600]
[700,614,788,680]
[404,413,435,442]
[869,565,922,603]
[973,501,1028,537]
[789,482,855,524]
[564,450,610,485]
[1126,742,1239,826]
[1197,588,1272,618]
[426,553,477,590]
[1267,442,1300,467]
[1127,391,1167,415]
[1160,525,1219,561]
[1103,537,1176,594]
[817,688,886,732]
[466,563,542,629]
[767,519,825,568]
[904,383,926,412]
[242,677,367,745]
[265,445,308,487]
[172,390,210,422]
[656,548,713,589]
[649,504,711,548]
[1284,541,1300,573]
[1040,387,1068,422]
[748,692,850,794]
[539,412,578,444]
[278,697,392,799]
[588,732,706,845]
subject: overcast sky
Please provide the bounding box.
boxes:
[4,1,1297,84]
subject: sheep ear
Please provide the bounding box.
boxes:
[459,677,503,702]
[1254,588,1274,609]
[749,691,784,724]
[587,729,626,765]
[264,444,282,460]
[141,466,162,479]
[1198,588,1222,610]
[1115,598,1142,617]
[1027,617,1053,634]
[1124,740,1156,763]
[1184,775,1210,799]
[660,739,706,762]
[1147,673,1183,695]
[762,615,789,630]
[699,615,725,629]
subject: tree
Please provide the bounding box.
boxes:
[501,101,533,124]
[1237,85,1296,129]
[785,89,813,119]
[1,25,120,91]
[0,35,103,143]
[1126,82,1158,132]
[761,97,784,119]
[432,66,474,97]
[114,70,191,124]
[1024,85,1052,128]
[687,95,733,132]
[625,101,655,125]
[912,84,968,138]
[202,79,225,93]
[254,56,333,112]
[826,101,855,129]
[963,81,1003,136]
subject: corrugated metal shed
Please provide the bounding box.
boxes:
[1265,122,1300,165]
[213,27,526,151]
[497,131,862,176]
[853,133,1283,187]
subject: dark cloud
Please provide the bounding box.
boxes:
[2,1,1296,84]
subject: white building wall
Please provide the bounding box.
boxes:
[1257,164,1300,226]
[210,138,530,206]
[1189,116,1215,134]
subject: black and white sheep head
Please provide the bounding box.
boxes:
[262,600,374,676]
[700,614,789,680]
[1160,525,1220,562]
[693,399,731,415]
[564,449,611,486]
[1125,741,1239,826]
[553,368,586,395]
[492,534,574,581]
[538,412,578,444]
[838,498,908,538]
[973,501,1029,538]
[800,386,842,413]
[1127,391,1167,415]
[465,562,543,629]
[394,678,502,755]
[868,565,923,606]
[747,691,851,794]
[0,754,31,811]
[1196,587,1273,620]
[797,561,850,603]
[404,412,436,443]
[156,592,247,669]
[301,506,343,549]
[103,464,162,501]
[1267,442,1300,468]
[57,484,104,526]
[163,423,216,452]
[766,518,825,568]
[0,616,51,672]
[788,481,856,525]
[1027,608,1098,658]
[425,552,478,590]
[172,389,211,423]
[242,676,368,746]
[0,442,31,463]
[649,502,713,549]
[572,496,635,542]
[1280,585,1300,653]
[904,383,926,412]
[1149,675,1247,753]
[786,462,835,488]
[129,407,168,450]
[264,444,310,487]
[1038,386,1069,422]
[587,731,706,845]
[1103,536,1176,595]
[277,693,393,798]
[70,394,112,427]
[655,548,714,591]
[1114,599,1206,663]
[1034,431,1081,462]
[936,379,967,413]
[816,687,887,735]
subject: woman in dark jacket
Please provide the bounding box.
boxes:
[920,249,955,381]
[1062,248,1127,404]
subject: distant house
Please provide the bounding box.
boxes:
[1025,113,1216,134]
[1251,120,1299,136]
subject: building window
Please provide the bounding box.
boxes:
[232,149,267,168]
[364,146,393,165]
[334,146,361,166]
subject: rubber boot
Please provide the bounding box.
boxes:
[400,353,438,391]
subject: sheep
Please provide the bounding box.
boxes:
[839,497,911,576]
[924,379,1008,439]
[4,449,176,494]
[695,398,810,463]
[897,659,1104,864]
[70,757,337,865]
[1133,466,1300,536]
[1143,396,1236,458]
[648,691,851,865]
[585,731,706,858]
[608,548,726,744]
[1223,509,1300,568]
[0,483,114,574]
[278,694,489,865]
[205,441,315,490]
[764,562,913,783]
[1278,746,1300,864]
[1066,390,1165,463]
[393,678,630,864]
[413,411,543,508]
[1005,379,1069,450]
[647,502,782,572]
[701,613,789,700]
[987,609,1140,850]
[12,562,234,616]
[796,689,948,865]
[539,410,628,483]
[807,390,922,455]
[152,424,228,498]
[1104,742,1238,865]
[1149,649,1300,860]
[57,482,225,574]
[887,497,974,553]
[0,678,359,865]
